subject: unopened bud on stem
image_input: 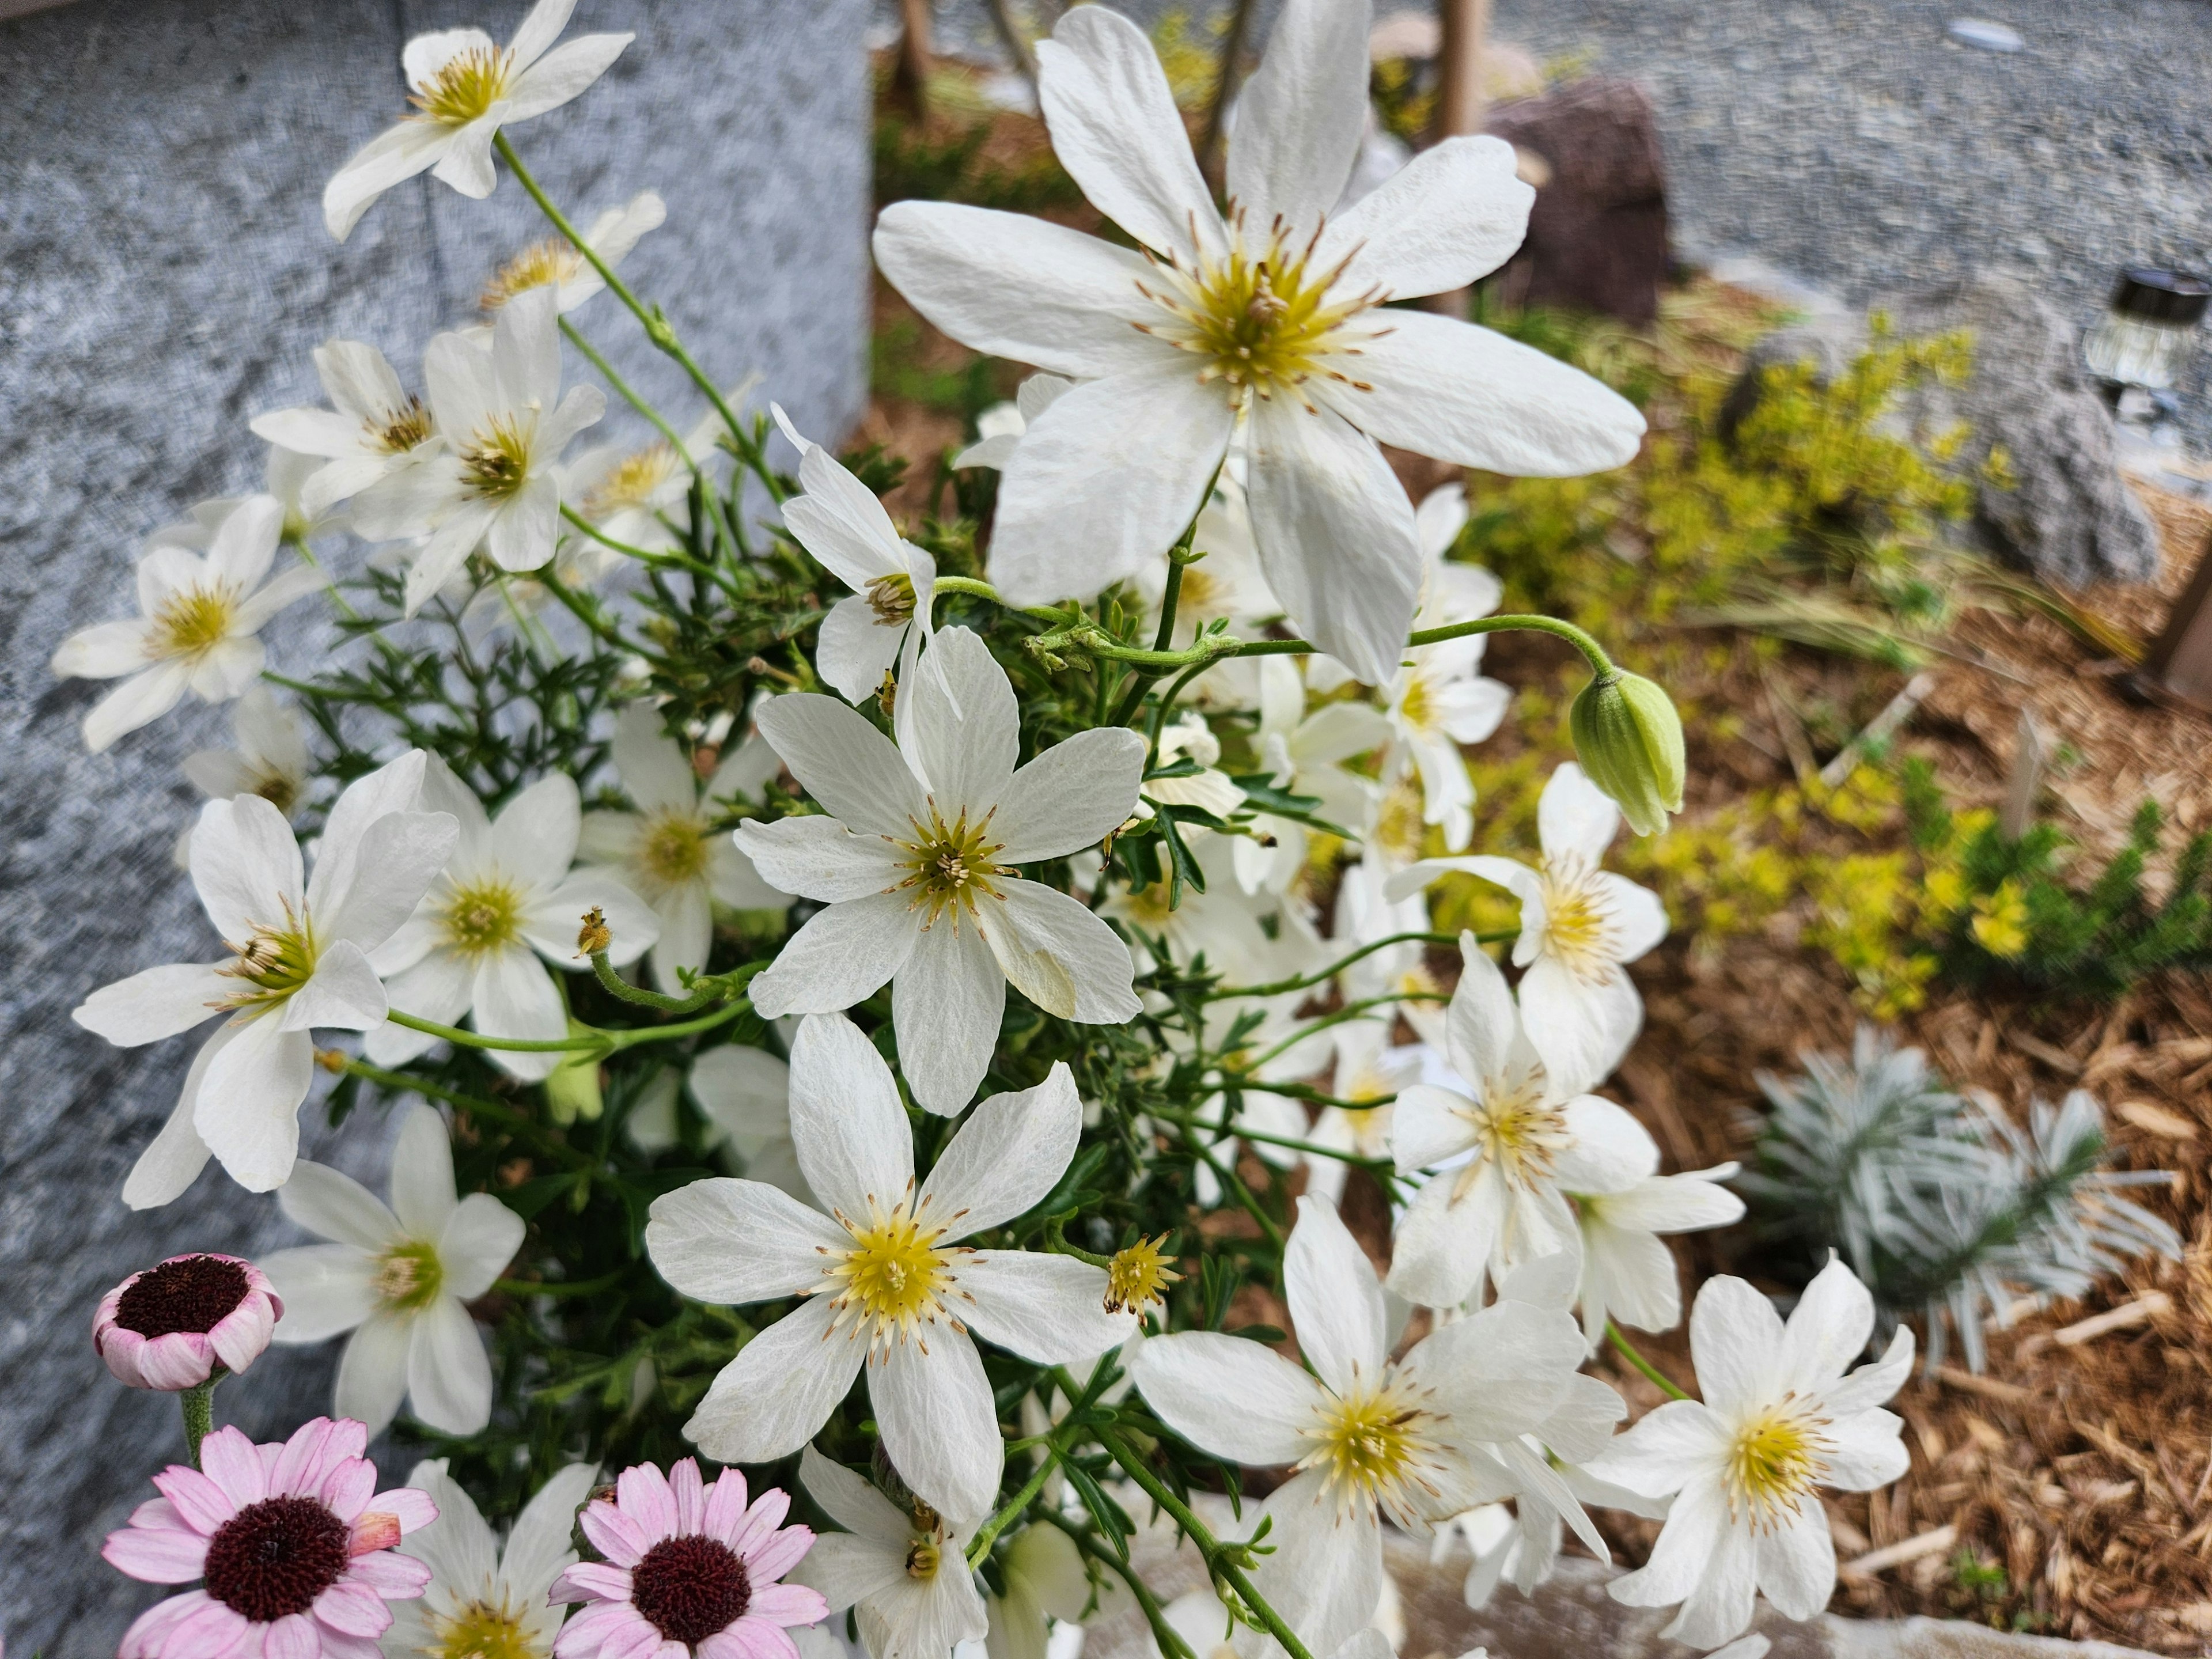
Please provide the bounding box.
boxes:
[1570,670,1685,836]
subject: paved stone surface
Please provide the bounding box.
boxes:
[904,0,2212,455]
[0,1,866,1649]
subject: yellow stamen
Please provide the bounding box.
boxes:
[483,237,586,312]
[1295,1373,1444,1525]
[584,444,681,518]
[427,1593,536,1659]
[212,898,317,1012]
[891,804,1007,930]
[374,1240,444,1313]
[1450,1075,1571,1201]
[638,811,711,888]
[867,572,916,626]
[1537,854,1618,982]
[149,585,238,662]
[440,877,526,958]
[819,1191,964,1351]
[410,46,514,127]
[1724,1404,1832,1525]
[370,398,434,456]
[460,415,534,501]
[1104,1235,1182,1315]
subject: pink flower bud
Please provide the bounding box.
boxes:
[93,1253,282,1391]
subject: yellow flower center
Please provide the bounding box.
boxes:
[639,810,711,888]
[411,46,515,127]
[1395,669,1437,736]
[1370,777,1427,866]
[441,877,526,958]
[1537,855,1618,983]
[428,1594,539,1659]
[904,1535,942,1580]
[894,804,1007,929]
[213,902,317,1012]
[1724,1404,1831,1523]
[374,1240,445,1313]
[460,416,533,501]
[821,1194,964,1350]
[1452,1076,1570,1199]
[1296,1374,1444,1524]
[1104,1234,1182,1315]
[483,237,587,312]
[372,398,435,456]
[149,584,239,662]
[867,572,916,626]
[249,768,301,816]
[583,443,680,518]
[1137,214,1382,408]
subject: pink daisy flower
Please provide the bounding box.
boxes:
[551,1459,827,1658]
[94,1253,282,1391]
[103,1416,435,1658]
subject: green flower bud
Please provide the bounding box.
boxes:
[544,1021,604,1126]
[1571,670,1685,836]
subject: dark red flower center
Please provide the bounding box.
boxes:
[632,1534,751,1645]
[202,1495,350,1621]
[114,1255,251,1339]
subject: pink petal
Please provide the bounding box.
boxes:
[137,1331,220,1391]
[600,1618,673,1659]
[555,1598,639,1650]
[128,1496,187,1531]
[345,1547,432,1594]
[102,1517,211,1584]
[741,1524,815,1586]
[202,1425,272,1508]
[119,1590,211,1659]
[171,1594,255,1658]
[550,1559,633,1604]
[669,1456,706,1535]
[351,1511,400,1555]
[271,1416,339,1497]
[263,1612,322,1659]
[703,1467,750,1543]
[747,1583,829,1628]
[372,1484,439,1535]
[97,1325,156,1388]
[711,1616,801,1659]
[579,1500,650,1567]
[727,1487,790,1559]
[210,1294,278,1372]
[314,1578,398,1638]
[151,1464,236,1535]
[616,1461,679,1541]
[321,1457,376,1523]
[316,1633,385,1659]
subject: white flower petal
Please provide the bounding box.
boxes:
[1537,762,1618,864]
[903,626,1019,810]
[1321,136,1532,301]
[283,938,387,1033]
[1821,1407,1910,1490]
[1777,1255,1877,1397]
[919,1062,1081,1238]
[800,1444,912,1550]
[1388,1084,1477,1172]
[872,203,1165,380]
[260,1244,376,1343]
[788,1011,918,1215]
[73,961,227,1047]
[647,1177,847,1305]
[1234,1469,1379,1659]
[1753,1497,1835,1622]
[334,1313,412,1435]
[957,1252,1134,1363]
[1442,939,1521,1095]
[194,1014,315,1192]
[1517,956,1641,1100]
[407,1293,494,1433]
[121,1029,228,1210]
[1034,6,1218,260]
[1555,1095,1660,1195]
[192,794,305,947]
[873,1330,1002,1524]
[755,695,929,836]
[323,119,451,241]
[1596,871,1670,965]
[1244,392,1421,688]
[816,594,907,704]
[1383,1171,1495,1310]
[1223,0,1368,233]
[499,1461,601,1603]
[982,880,1139,1027]
[991,728,1147,863]
[440,1193,525,1301]
[991,360,1236,608]
[527,870,660,966]
[749,892,918,1018]
[1127,1331,1317,1466]
[1825,1325,1914,1418]
[279,1157,403,1252]
[503,31,631,122]
[381,1101,459,1240]
[649,881,713,995]
[734,817,907,905]
[1687,1276,1785,1421]
[893,918,1005,1118]
[609,703,699,816]
[1284,1194,1386,1395]
[52,618,153,680]
[688,1295,865,1465]
[471,946,567,1082]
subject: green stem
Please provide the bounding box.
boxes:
[1239,994,1440,1073]
[560,503,732,591]
[1112,480,1219,727]
[1154,1108,1392,1171]
[497,133,757,474]
[1607,1320,1694,1401]
[1055,1515,1201,1659]
[560,317,691,460]
[1093,1426,1317,1659]
[589,949,718,1014]
[385,1010,608,1053]
[340,1058,592,1169]
[966,1447,1062,1566]
[493,1267,629,1299]
[180,1375,218,1468]
[598,999,755,1051]
[930,575,1067,626]
[1029,613,1619,679]
[1211,929,1512,1001]
[1189,1135,1282,1251]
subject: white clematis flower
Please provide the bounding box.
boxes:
[1130,1196,1604,1659]
[563,383,753,558]
[684,1041,812,1203]
[74,750,458,1206]
[1385,935,1657,1311]
[984,1524,1096,1659]
[365,757,660,1082]
[1574,1160,1746,1351]
[380,1457,599,1659]
[179,683,313,829]
[735,627,1143,1116]
[645,1012,1137,1521]
[1389,762,1667,1095]
[51,494,325,753]
[251,340,442,520]
[792,1445,988,1659]
[1300,1018,1422,1209]
[482,190,666,314]
[324,0,632,241]
[260,1102,528,1435]
[578,702,788,996]
[872,0,1642,684]
[350,288,606,616]
[1588,1260,1914,1649]
[774,404,942,708]
[1232,658,1389,897]
[1330,851,1446,1047]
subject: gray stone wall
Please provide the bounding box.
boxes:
[0,0,868,1649]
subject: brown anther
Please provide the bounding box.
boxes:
[577,906,613,959]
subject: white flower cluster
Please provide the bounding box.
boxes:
[52,4,1921,1659]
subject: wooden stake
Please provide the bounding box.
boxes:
[1431,0,1492,145]
[893,0,934,118]
[981,0,1039,105]
[1999,708,2046,840]
[2136,525,2212,713]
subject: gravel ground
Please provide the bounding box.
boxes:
[888,0,2212,454]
